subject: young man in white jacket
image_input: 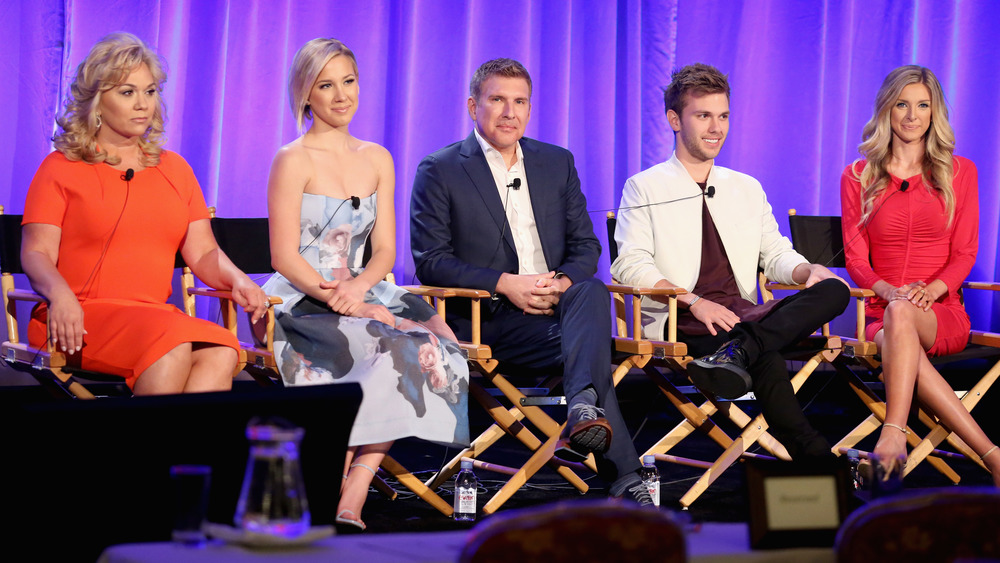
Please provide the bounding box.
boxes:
[612,63,849,459]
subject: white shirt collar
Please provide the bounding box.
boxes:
[474,128,523,170]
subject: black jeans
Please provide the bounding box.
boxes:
[678,278,850,458]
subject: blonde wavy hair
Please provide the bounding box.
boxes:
[852,65,956,226]
[288,38,358,133]
[52,32,167,166]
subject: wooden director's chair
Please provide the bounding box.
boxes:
[407,283,625,515]
[787,210,1000,481]
[200,209,456,517]
[606,211,843,508]
[0,206,203,399]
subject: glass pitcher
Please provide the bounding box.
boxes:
[234,417,311,537]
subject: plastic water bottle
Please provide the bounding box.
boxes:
[846,449,861,490]
[639,454,660,507]
[453,459,478,521]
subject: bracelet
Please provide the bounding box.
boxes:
[688,295,701,307]
[883,422,909,435]
[981,445,999,461]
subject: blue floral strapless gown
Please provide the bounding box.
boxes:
[261,193,469,447]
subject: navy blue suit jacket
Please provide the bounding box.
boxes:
[410,132,601,299]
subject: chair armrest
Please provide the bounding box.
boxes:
[606,283,687,344]
[763,282,806,292]
[963,281,1000,292]
[6,289,46,303]
[763,281,875,347]
[400,285,492,346]
[607,284,687,298]
[401,285,494,299]
[763,281,874,298]
[187,287,283,305]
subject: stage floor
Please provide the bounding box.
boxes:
[3,357,998,560]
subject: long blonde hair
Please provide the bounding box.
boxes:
[852,65,956,226]
[52,32,167,166]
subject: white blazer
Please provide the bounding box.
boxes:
[611,153,806,339]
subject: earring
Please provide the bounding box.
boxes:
[96,114,102,129]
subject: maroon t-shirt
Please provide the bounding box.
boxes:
[675,183,781,336]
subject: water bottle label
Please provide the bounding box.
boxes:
[648,481,660,507]
[456,487,476,514]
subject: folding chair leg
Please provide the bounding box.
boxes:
[644,365,734,449]
[832,360,962,482]
[833,414,882,452]
[482,431,578,515]
[371,473,398,501]
[906,361,1000,475]
[679,412,775,508]
[426,420,523,489]
[380,455,453,517]
[714,401,791,460]
[429,382,590,502]
[642,365,791,465]
[54,368,97,400]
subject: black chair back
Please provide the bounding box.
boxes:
[787,214,845,268]
[210,217,273,274]
[606,212,619,264]
[0,213,24,275]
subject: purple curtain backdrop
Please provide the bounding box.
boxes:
[1,0,998,332]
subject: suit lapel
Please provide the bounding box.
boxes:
[459,133,516,252]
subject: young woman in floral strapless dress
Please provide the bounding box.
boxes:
[263,38,470,531]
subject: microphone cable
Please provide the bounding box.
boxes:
[824,179,909,268]
[589,185,715,215]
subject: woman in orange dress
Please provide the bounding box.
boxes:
[841,65,998,485]
[21,32,268,394]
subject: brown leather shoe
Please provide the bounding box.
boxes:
[554,404,612,462]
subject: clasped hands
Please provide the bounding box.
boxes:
[887,280,937,312]
[319,277,395,326]
[498,271,569,316]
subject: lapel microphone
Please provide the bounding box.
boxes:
[506,178,521,190]
[121,168,134,182]
[351,195,361,209]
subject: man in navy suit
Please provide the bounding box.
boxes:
[410,58,648,503]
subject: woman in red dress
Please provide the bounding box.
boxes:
[841,65,998,485]
[21,32,268,394]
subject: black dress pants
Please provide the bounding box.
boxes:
[678,278,850,458]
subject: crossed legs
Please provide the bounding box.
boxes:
[874,299,1000,485]
[132,343,236,395]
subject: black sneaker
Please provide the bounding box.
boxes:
[686,339,753,400]
[614,482,655,507]
[554,403,612,462]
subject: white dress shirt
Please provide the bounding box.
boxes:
[474,128,548,275]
